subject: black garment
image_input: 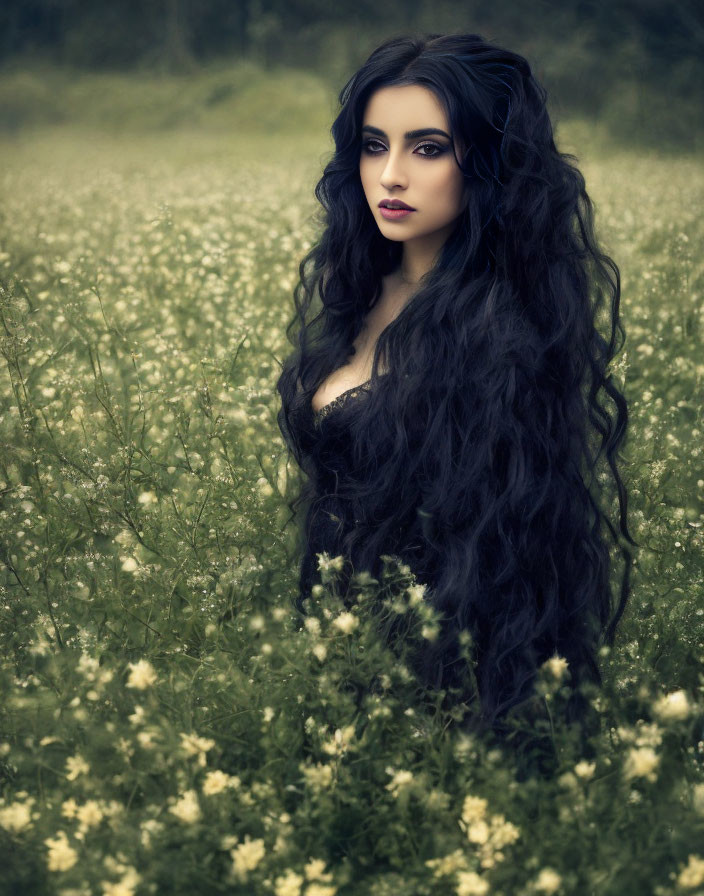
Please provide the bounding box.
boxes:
[297,381,377,600]
[286,374,435,606]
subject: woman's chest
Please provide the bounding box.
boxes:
[311,315,389,415]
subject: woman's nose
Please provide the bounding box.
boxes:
[380,150,408,190]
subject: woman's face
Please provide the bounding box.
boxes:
[359,84,468,251]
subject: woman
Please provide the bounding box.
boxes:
[276,32,637,733]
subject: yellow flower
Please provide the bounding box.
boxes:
[304,858,331,880]
[322,725,356,757]
[535,867,562,893]
[140,818,164,849]
[407,583,427,605]
[303,885,337,896]
[677,854,704,889]
[652,689,691,722]
[61,798,79,820]
[76,800,104,829]
[230,835,266,879]
[202,770,241,795]
[461,794,488,824]
[45,831,78,872]
[101,866,140,896]
[126,659,157,690]
[384,768,414,797]
[301,763,333,791]
[136,729,157,749]
[574,761,596,780]
[332,612,358,634]
[623,746,660,782]
[168,789,202,824]
[542,654,569,683]
[102,881,136,896]
[317,553,344,575]
[128,705,146,725]
[0,799,33,832]
[466,820,490,844]
[304,617,321,636]
[65,754,90,781]
[77,653,99,679]
[424,848,469,877]
[274,869,304,896]
[634,721,663,749]
[312,644,327,662]
[179,732,215,766]
[487,816,520,849]
[455,870,489,896]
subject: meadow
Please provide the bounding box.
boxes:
[0,66,703,896]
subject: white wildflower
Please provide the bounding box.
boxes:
[76,799,104,829]
[230,835,266,878]
[312,643,327,662]
[304,617,321,636]
[168,789,201,824]
[125,659,157,690]
[456,870,489,895]
[623,746,660,782]
[332,612,358,634]
[466,820,490,844]
[652,689,691,722]
[461,794,488,824]
[0,798,34,832]
[179,732,215,766]
[304,858,333,880]
[677,854,704,889]
[202,770,240,795]
[542,654,569,682]
[574,760,596,780]
[384,768,414,797]
[535,867,562,893]
[274,869,304,896]
[65,754,90,780]
[44,831,78,871]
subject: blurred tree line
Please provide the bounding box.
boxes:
[0,0,702,145]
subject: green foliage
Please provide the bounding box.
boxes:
[0,61,334,135]
[0,124,702,894]
[2,1,703,149]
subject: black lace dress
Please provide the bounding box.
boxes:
[282,371,434,609]
[296,379,377,600]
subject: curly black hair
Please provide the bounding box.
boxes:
[276,32,637,732]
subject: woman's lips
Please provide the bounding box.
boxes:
[379,207,415,220]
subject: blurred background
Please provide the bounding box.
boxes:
[0,0,702,151]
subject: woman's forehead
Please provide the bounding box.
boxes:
[362,84,450,130]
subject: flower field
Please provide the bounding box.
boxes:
[0,111,702,895]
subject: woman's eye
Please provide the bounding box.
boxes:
[362,140,445,158]
[416,143,444,157]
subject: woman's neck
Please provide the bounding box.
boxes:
[398,232,448,284]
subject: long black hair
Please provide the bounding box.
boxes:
[276,32,637,732]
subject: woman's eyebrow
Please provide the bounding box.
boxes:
[361,125,452,140]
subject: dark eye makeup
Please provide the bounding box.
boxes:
[361,138,448,158]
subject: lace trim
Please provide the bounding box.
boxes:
[312,379,373,425]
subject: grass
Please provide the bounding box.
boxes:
[0,59,336,136]
[0,81,702,895]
